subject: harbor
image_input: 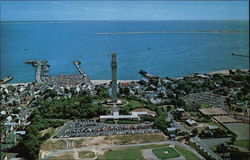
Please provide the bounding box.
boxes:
[25,60,94,87]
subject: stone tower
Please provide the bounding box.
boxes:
[111,53,117,102]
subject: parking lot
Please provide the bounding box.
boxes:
[54,120,161,139]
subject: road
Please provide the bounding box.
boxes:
[43,140,205,160]
[167,112,191,134]
[35,61,43,83]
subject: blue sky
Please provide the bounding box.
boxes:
[0,1,249,21]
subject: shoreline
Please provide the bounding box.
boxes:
[208,69,249,75]
[1,69,248,86]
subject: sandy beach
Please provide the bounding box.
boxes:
[91,80,139,85]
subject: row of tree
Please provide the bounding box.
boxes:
[14,111,64,160]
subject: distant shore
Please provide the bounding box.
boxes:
[95,30,248,35]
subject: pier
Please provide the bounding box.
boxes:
[25,60,47,83]
[73,60,92,85]
[25,60,95,89]
[139,70,159,80]
[0,76,13,84]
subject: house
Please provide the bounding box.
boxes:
[175,108,185,113]
[1,110,6,115]
[140,78,149,86]
[150,98,163,104]
[186,119,198,126]
[6,115,12,122]
[179,112,191,120]
[4,122,17,131]
[208,125,219,130]
[144,91,157,99]
[133,86,143,94]
[167,127,177,138]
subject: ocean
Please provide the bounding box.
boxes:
[0,20,249,83]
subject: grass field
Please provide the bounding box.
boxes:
[233,140,250,148]
[79,151,95,158]
[224,123,249,140]
[175,145,200,160]
[127,100,143,108]
[152,146,180,159]
[101,148,144,160]
[200,103,209,109]
[99,144,167,160]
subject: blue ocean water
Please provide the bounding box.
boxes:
[0,20,249,83]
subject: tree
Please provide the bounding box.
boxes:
[216,143,229,153]
[120,106,129,115]
[231,136,236,144]
[191,129,198,136]
[124,87,130,95]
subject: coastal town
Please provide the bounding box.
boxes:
[0,54,249,160]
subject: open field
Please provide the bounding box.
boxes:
[101,148,145,160]
[47,152,75,160]
[79,151,95,159]
[152,146,180,159]
[41,138,87,151]
[99,144,167,160]
[99,144,200,160]
[175,145,200,160]
[47,151,95,160]
[233,140,250,148]
[105,133,166,145]
[224,123,249,140]
[41,133,166,151]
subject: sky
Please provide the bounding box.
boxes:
[0,1,249,21]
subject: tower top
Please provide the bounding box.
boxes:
[112,53,116,61]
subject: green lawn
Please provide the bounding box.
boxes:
[102,148,144,160]
[175,145,200,160]
[128,100,143,108]
[234,140,250,148]
[99,145,167,160]
[200,103,209,109]
[152,147,181,159]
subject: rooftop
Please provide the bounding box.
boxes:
[199,108,228,116]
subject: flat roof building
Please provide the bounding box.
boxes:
[100,111,148,122]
